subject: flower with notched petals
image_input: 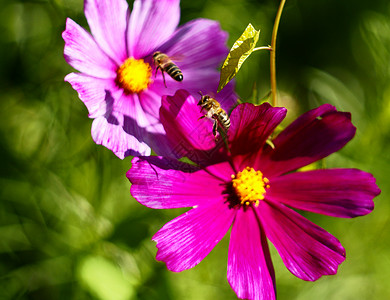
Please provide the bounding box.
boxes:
[63,0,236,158]
[127,90,380,300]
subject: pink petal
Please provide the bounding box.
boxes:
[150,69,218,101]
[267,169,380,218]
[128,0,180,58]
[159,18,228,70]
[258,200,346,281]
[214,80,238,113]
[84,0,129,64]
[136,88,161,122]
[66,76,163,158]
[130,89,184,154]
[62,18,117,78]
[258,104,356,177]
[229,103,286,159]
[227,209,276,300]
[64,73,119,118]
[134,91,178,156]
[181,71,238,114]
[91,113,151,158]
[128,157,228,209]
[148,82,237,160]
[152,200,236,272]
[113,92,150,128]
[114,92,172,157]
[150,70,237,114]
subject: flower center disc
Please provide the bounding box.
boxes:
[231,167,270,207]
[116,58,152,94]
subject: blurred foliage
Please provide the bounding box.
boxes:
[0,0,389,299]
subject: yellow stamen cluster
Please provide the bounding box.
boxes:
[116,58,152,94]
[231,167,270,207]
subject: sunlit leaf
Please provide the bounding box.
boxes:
[217,23,260,92]
[77,255,136,300]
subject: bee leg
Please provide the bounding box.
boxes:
[198,115,206,121]
[207,110,214,119]
[155,66,167,88]
[161,70,167,88]
[212,120,218,137]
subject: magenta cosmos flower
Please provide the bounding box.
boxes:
[127,90,380,300]
[63,0,236,158]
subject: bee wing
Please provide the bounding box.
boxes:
[205,91,218,99]
[169,53,185,62]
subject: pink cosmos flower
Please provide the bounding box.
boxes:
[127,90,380,300]
[63,0,236,158]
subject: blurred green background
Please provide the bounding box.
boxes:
[0,0,389,299]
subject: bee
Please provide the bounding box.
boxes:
[198,92,231,137]
[152,51,183,87]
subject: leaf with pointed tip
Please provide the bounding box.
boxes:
[217,24,260,93]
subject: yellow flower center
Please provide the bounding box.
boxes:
[231,167,270,207]
[116,58,152,94]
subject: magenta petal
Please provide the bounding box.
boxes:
[229,103,286,158]
[91,114,151,158]
[258,200,346,281]
[182,71,238,114]
[62,18,117,78]
[203,161,236,182]
[128,0,180,58]
[227,209,276,300]
[84,0,128,64]
[152,201,235,272]
[160,19,228,70]
[267,169,380,218]
[160,89,223,162]
[128,157,228,209]
[259,104,356,177]
[65,73,118,118]
[161,90,215,149]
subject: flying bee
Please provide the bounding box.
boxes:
[152,51,183,87]
[198,92,231,138]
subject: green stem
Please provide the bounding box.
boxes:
[270,0,286,107]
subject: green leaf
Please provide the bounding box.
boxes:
[77,255,137,300]
[217,23,260,93]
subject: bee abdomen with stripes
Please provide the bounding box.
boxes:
[153,52,183,87]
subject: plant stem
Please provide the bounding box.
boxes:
[253,46,272,51]
[270,0,286,107]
